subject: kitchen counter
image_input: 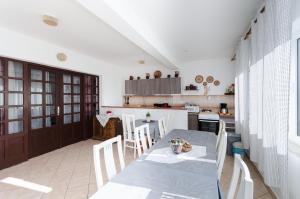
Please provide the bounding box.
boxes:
[102,105,187,110]
[101,106,188,130]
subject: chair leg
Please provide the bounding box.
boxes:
[133,142,136,159]
[123,140,126,158]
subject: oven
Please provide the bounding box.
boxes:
[198,112,220,134]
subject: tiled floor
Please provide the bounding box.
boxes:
[0,139,274,199]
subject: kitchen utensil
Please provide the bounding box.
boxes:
[203,82,208,86]
[154,71,162,78]
[195,75,204,83]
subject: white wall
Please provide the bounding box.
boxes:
[179,58,235,95]
[0,26,170,106]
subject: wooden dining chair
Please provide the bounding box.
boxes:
[217,129,227,179]
[216,120,225,149]
[134,124,152,157]
[227,154,253,199]
[121,114,137,158]
[158,117,167,139]
[93,135,125,190]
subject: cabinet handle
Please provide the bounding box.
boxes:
[57,106,60,116]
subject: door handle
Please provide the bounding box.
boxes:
[57,106,60,116]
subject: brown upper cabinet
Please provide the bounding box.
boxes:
[125,78,181,96]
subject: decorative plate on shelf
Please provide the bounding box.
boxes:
[206,75,214,83]
[195,75,204,83]
[154,70,162,79]
[214,80,220,86]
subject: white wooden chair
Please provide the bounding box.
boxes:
[216,120,225,149]
[93,135,125,190]
[121,114,137,158]
[134,124,152,157]
[227,154,253,199]
[217,129,227,179]
[158,117,167,139]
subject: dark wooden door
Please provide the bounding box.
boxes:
[83,75,99,139]
[0,58,28,169]
[28,65,61,158]
[60,72,83,146]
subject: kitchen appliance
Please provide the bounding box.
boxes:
[185,104,200,113]
[220,103,228,114]
[198,112,220,134]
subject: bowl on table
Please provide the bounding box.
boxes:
[169,138,184,154]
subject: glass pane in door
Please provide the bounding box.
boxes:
[46,83,55,93]
[31,118,43,129]
[8,61,23,78]
[31,106,43,117]
[46,116,56,127]
[8,107,23,120]
[0,78,4,91]
[8,79,23,91]
[31,94,42,105]
[73,76,80,84]
[9,94,23,105]
[31,82,43,92]
[63,75,71,84]
[8,121,23,134]
[45,72,55,82]
[64,115,71,124]
[31,69,42,80]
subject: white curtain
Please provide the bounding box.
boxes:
[235,39,250,150]
[236,0,292,198]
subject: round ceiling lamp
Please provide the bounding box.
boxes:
[56,53,67,62]
[43,15,58,27]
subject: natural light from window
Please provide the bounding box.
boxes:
[0,177,52,193]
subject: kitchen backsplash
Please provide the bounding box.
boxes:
[127,95,234,108]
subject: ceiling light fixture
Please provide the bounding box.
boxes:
[139,60,145,64]
[57,53,67,62]
[43,15,58,27]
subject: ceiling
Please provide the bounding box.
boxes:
[0,0,163,67]
[103,0,261,64]
[0,0,261,68]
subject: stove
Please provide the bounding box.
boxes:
[198,112,220,134]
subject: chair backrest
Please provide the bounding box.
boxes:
[134,124,152,157]
[93,135,125,190]
[121,114,136,140]
[217,129,227,179]
[216,120,225,148]
[158,118,167,139]
[227,154,253,199]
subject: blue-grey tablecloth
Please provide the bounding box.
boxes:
[90,129,221,199]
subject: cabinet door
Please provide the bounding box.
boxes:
[170,78,181,94]
[160,78,171,94]
[153,79,160,94]
[188,114,199,130]
[125,80,137,95]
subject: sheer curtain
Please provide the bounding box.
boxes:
[235,39,250,150]
[236,0,291,198]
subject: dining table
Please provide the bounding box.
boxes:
[90,129,221,199]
